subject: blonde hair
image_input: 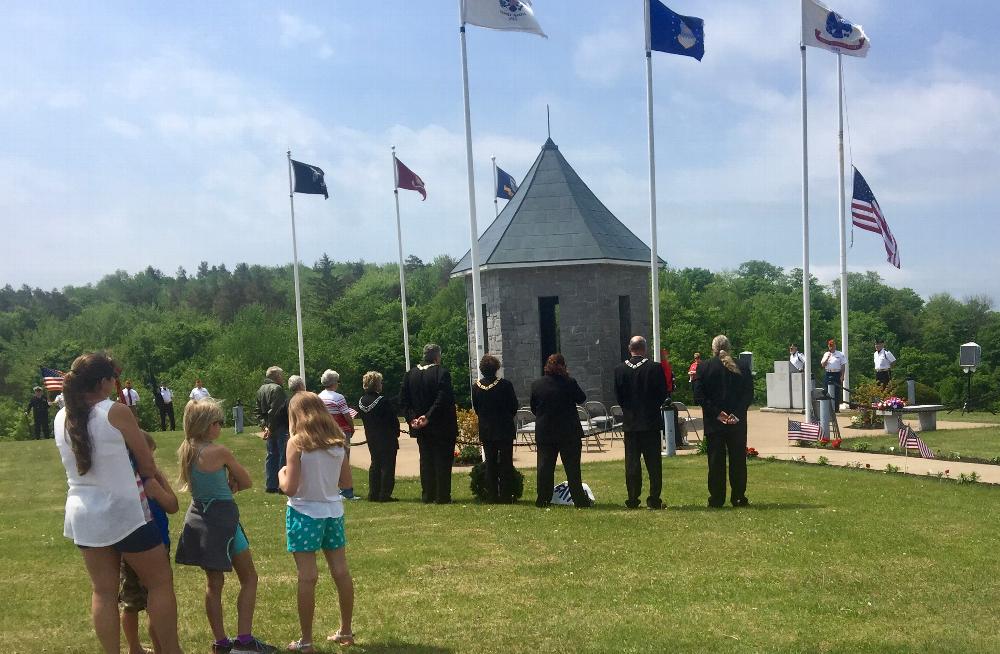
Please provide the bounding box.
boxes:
[289,393,345,452]
[711,335,741,375]
[177,399,224,489]
[362,370,383,394]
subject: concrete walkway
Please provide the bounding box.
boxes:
[273,409,1000,484]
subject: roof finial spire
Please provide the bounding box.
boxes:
[546,104,551,139]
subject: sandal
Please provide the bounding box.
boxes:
[328,630,355,646]
[287,639,314,652]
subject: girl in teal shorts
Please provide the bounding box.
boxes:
[280,393,355,651]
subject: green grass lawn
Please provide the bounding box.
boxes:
[2,429,999,653]
[842,426,1000,463]
[938,410,1000,425]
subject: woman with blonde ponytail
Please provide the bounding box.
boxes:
[54,352,183,654]
[692,336,755,508]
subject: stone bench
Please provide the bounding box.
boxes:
[876,404,945,433]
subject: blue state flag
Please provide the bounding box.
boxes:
[496,166,518,200]
[649,0,704,61]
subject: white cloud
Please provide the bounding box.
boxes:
[278,12,333,60]
[104,116,142,139]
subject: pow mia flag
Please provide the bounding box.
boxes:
[290,159,329,199]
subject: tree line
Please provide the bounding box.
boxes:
[2,256,997,439]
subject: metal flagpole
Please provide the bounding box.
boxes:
[644,0,661,362]
[836,53,850,404]
[492,155,498,219]
[800,44,814,424]
[459,21,485,364]
[392,147,412,371]
[286,151,307,380]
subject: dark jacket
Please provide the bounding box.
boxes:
[255,379,286,433]
[693,357,754,435]
[358,392,400,452]
[614,356,669,432]
[471,377,518,442]
[529,374,586,444]
[399,363,458,441]
[27,395,49,419]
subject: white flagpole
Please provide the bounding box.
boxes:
[644,0,661,363]
[286,151,307,380]
[836,53,850,404]
[392,147,412,371]
[800,44,814,423]
[460,20,486,365]
[492,155,499,219]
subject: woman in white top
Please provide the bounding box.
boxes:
[54,352,183,654]
[279,393,355,651]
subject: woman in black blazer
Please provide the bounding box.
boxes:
[357,371,401,502]
[529,354,593,508]
[471,354,519,503]
[693,335,755,508]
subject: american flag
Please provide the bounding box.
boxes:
[787,419,824,441]
[851,167,900,268]
[40,366,65,391]
[898,424,934,459]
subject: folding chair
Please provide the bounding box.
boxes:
[672,401,701,445]
[609,404,625,440]
[583,401,614,436]
[577,405,604,453]
[515,408,536,452]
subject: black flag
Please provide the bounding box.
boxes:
[290,159,329,199]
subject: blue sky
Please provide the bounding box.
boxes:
[2,1,998,301]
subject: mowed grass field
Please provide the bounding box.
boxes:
[842,426,1000,462]
[2,429,999,653]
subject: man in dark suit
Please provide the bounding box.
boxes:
[400,343,459,504]
[693,335,755,508]
[614,336,669,509]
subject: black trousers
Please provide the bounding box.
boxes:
[824,371,843,405]
[32,417,51,439]
[159,402,176,431]
[482,440,515,503]
[417,437,455,504]
[875,369,892,389]
[624,430,662,508]
[535,439,591,507]
[368,446,397,501]
[706,428,748,506]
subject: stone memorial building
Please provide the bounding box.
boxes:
[452,138,661,404]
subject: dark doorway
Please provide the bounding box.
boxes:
[619,295,632,362]
[539,296,560,372]
[482,303,489,354]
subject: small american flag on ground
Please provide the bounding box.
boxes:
[898,423,934,458]
[40,367,65,391]
[852,166,900,268]
[788,419,824,441]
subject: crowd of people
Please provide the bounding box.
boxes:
[48,333,776,652]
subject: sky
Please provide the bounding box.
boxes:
[2,1,998,301]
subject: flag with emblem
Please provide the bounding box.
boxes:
[290,159,329,199]
[648,0,704,61]
[40,367,65,392]
[395,157,427,200]
[851,167,899,268]
[461,0,546,38]
[495,166,518,199]
[802,0,870,57]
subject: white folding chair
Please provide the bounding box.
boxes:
[673,401,702,444]
[577,405,604,452]
[609,404,625,440]
[583,401,614,436]
[515,408,536,452]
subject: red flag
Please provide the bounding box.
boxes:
[395,157,426,200]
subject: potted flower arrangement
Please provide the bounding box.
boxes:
[873,396,906,434]
[873,396,905,411]
[746,447,759,458]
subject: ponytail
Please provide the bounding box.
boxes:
[711,335,741,375]
[63,352,117,475]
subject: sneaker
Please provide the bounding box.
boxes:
[212,639,233,653]
[231,636,277,654]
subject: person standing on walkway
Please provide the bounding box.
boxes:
[874,339,896,390]
[158,383,176,431]
[255,366,287,494]
[26,386,51,439]
[400,344,458,504]
[614,337,669,509]
[471,354,518,504]
[530,354,593,508]
[820,339,847,406]
[694,335,754,508]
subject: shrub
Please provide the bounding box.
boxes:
[456,407,479,446]
[852,441,870,453]
[469,462,525,501]
[695,439,708,455]
[454,443,482,466]
[817,456,829,466]
[887,379,942,405]
[850,380,885,428]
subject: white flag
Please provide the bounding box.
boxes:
[802,0,870,57]
[461,0,547,38]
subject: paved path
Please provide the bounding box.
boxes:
[268,410,999,484]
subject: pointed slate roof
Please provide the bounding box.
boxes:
[452,138,661,274]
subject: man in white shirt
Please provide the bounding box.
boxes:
[189,379,211,401]
[123,379,140,419]
[819,339,847,405]
[874,339,896,389]
[788,344,805,372]
[158,383,176,431]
